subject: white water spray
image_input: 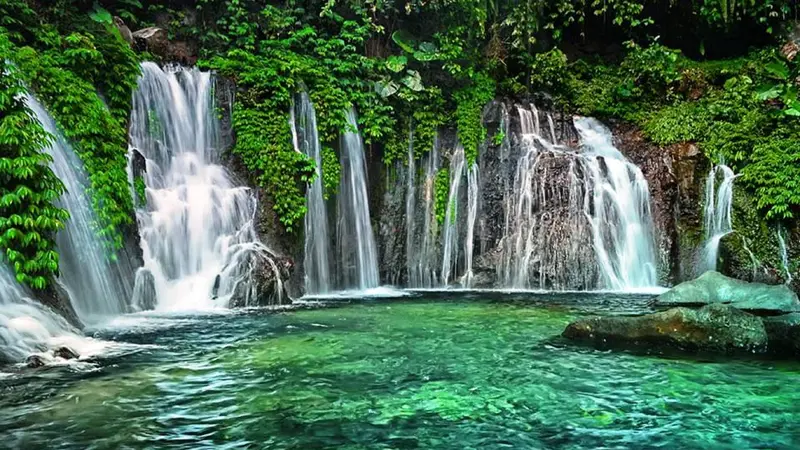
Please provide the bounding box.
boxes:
[575,117,658,290]
[701,164,735,272]
[778,228,793,285]
[26,96,134,321]
[336,108,379,290]
[441,145,466,286]
[461,163,480,287]
[130,63,282,310]
[293,93,331,294]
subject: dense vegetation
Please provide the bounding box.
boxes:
[1,0,799,285]
[0,0,140,286]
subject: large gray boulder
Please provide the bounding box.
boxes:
[654,271,800,315]
[228,252,293,307]
[563,303,768,354]
[132,27,168,55]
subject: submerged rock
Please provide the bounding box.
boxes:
[54,346,78,360]
[25,355,46,368]
[563,304,768,354]
[655,271,800,315]
[763,313,800,356]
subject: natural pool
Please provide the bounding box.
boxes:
[1,294,799,449]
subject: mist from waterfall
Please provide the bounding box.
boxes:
[130,63,281,310]
[293,93,331,294]
[575,117,658,290]
[335,108,379,290]
[26,96,134,321]
[701,164,735,273]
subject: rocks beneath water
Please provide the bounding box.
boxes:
[25,355,46,368]
[654,271,800,315]
[563,304,768,354]
[25,346,79,368]
[563,274,800,358]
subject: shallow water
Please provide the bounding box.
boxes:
[1,295,799,449]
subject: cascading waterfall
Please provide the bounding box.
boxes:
[26,96,134,321]
[0,264,81,364]
[130,62,282,310]
[500,105,596,290]
[461,163,479,287]
[404,129,417,286]
[778,228,792,284]
[701,164,735,272]
[336,108,379,290]
[407,138,440,288]
[441,145,466,286]
[575,117,658,290]
[293,93,331,294]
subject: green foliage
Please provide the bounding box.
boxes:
[454,72,495,166]
[434,168,450,225]
[133,176,146,207]
[0,38,69,289]
[321,147,340,200]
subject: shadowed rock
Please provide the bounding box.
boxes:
[655,271,800,316]
[229,253,293,307]
[763,313,800,356]
[54,347,78,360]
[26,355,46,368]
[563,303,768,354]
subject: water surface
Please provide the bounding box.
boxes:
[1,295,799,449]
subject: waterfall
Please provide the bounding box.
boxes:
[0,264,80,364]
[26,96,134,321]
[441,145,466,286]
[130,63,281,310]
[575,117,658,290]
[407,138,440,288]
[404,129,417,286]
[461,163,479,287]
[701,165,735,272]
[778,228,792,284]
[500,105,597,289]
[335,108,379,290]
[293,93,331,294]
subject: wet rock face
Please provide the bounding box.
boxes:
[132,27,168,55]
[655,271,800,316]
[563,303,769,354]
[54,346,78,360]
[132,268,157,311]
[37,279,81,328]
[763,313,800,356]
[26,355,46,368]
[228,252,293,307]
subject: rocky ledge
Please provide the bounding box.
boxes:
[562,273,800,357]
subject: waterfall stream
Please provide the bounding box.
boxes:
[27,96,134,321]
[702,164,735,272]
[778,228,792,284]
[293,93,331,294]
[130,63,281,310]
[575,117,658,290]
[441,145,466,286]
[335,108,379,290]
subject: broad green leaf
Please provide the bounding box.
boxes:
[392,30,417,53]
[89,4,113,24]
[401,70,424,92]
[386,55,407,73]
[374,78,399,97]
[765,60,790,80]
[756,83,782,100]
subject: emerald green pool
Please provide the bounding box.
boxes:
[2,295,799,449]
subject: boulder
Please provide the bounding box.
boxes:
[563,303,768,354]
[763,313,800,356]
[53,346,78,360]
[132,268,157,311]
[654,271,800,316]
[113,16,134,46]
[228,252,293,307]
[132,27,168,55]
[25,355,46,368]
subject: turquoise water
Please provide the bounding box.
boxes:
[1,295,799,449]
